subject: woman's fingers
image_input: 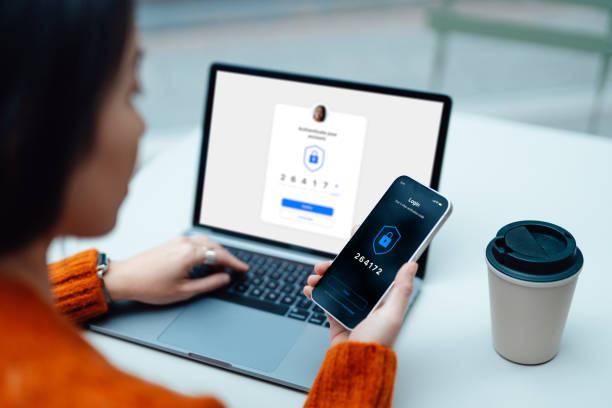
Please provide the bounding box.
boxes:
[351,224,360,235]
[313,260,332,275]
[304,227,358,298]
[180,272,231,297]
[210,247,250,272]
[307,273,322,287]
[303,285,313,299]
[303,261,332,299]
[186,235,249,272]
[298,225,362,302]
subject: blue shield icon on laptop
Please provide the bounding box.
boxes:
[303,145,325,172]
[373,225,401,255]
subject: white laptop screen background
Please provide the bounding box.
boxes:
[199,71,444,254]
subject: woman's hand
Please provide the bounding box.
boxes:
[103,235,249,304]
[302,225,418,348]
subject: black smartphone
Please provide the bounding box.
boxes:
[311,175,452,330]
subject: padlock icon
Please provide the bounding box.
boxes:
[309,151,319,164]
[378,232,393,248]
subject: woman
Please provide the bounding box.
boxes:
[0,1,418,407]
[313,105,326,122]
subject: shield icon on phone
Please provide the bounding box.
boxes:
[373,225,401,255]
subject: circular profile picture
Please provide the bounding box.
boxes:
[313,105,326,122]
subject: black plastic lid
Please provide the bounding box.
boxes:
[486,220,583,282]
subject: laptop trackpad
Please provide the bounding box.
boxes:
[158,297,305,373]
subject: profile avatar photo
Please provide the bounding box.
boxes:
[313,105,326,122]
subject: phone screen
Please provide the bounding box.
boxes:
[312,175,451,329]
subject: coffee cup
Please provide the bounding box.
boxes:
[485,220,583,365]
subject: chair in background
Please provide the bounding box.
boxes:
[427,0,612,134]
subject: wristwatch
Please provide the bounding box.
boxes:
[96,252,113,305]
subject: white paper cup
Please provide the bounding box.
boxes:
[485,220,583,365]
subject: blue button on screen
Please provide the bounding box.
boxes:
[281,198,334,216]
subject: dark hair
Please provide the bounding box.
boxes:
[314,105,326,121]
[0,1,134,255]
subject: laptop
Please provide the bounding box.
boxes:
[89,63,452,392]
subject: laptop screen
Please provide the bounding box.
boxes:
[196,66,450,256]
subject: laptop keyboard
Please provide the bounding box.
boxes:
[191,246,330,328]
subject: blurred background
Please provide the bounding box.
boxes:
[134,0,612,165]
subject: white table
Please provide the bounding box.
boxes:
[50,112,612,407]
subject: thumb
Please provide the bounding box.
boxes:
[180,272,231,297]
[381,262,418,317]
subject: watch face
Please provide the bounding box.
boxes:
[97,252,108,266]
[96,253,110,278]
[96,253,112,303]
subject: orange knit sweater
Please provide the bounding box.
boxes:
[0,249,397,407]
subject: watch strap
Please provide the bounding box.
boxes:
[96,252,112,305]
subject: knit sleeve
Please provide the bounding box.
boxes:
[48,248,108,323]
[303,341,397,408]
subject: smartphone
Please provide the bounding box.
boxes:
[311,175,452,330]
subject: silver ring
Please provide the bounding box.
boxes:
[204,248,217,264]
